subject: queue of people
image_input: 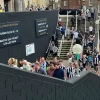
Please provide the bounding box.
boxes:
[7,56,82,80]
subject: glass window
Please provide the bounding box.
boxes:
[64,1,67,6]
[89,0,92,6]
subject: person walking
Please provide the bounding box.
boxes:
[71,16,75,27]
[89,25,93,35]
[77,14,82,26]
[53,63,64,80]
[87,11,91,22]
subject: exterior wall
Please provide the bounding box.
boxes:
[0,63,100,100]
[0,11,58,64]
[8,0,14,12]
[82,0,100,13]
[60,0,100,9]
[61,0,82,9]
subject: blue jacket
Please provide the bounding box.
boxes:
[61,27,65,33]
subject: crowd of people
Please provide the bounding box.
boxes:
[7,14,100,82]
[70,6,95,28]
[25,5,49,11]
[7,56,82,80]
[6,6,100,80]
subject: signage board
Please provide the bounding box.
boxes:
[26,43,35,56]
[0,21,21,47]
[35,18,48,37]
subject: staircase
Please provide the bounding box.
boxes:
[58,40,72,59]
[47,15,95,62]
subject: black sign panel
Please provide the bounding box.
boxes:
[0,21,21,47]
[35,18,48,38]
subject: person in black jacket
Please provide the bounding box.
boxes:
[53,63,64,80]
[71,16,75,27]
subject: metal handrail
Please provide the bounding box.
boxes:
[69,36,74,53]
[57,35,64,57]
[46,38,52,54]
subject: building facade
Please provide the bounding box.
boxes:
[24,0,49,8]
[60,0,81,9]
[0,0,49,12]
[60,0,100,11]
[37,0,49,7]
[0,0,4,10]
[0,0,25,12]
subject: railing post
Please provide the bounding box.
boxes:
[65,11,69,38]
[97,23,99,51]
[85,16,86,32]
[67,11,68,27]
[76,11,77,31]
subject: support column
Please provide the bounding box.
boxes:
[76,11,78,31]
[22,0,25,11]
[8,0,15,12]
[14,0,23,12]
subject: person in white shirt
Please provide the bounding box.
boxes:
[58,17,62,22]
[82,5,86,15]
[87,11,91,22]
[73,31,79,39]
[89,25,93,34]
[22,60,32,71]
[52,45,58,57]
[86,9,89,14]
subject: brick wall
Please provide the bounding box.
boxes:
[60,0,100,9]
[0,63,100,100]
[61,0,82,9]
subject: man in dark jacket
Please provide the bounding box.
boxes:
[71,16,75,27]
[53,63,64,80]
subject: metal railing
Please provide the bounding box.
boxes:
[94,8,99,49]
[46,38,52,54]
[57,35,64,57]
[69,36,74,53]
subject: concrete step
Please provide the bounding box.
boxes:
[62,47,70,49]
[59,52,69,54]
[60,54,68,56]
[62,43,71,45]
[47,55,69,60]
[61,48,70,50]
